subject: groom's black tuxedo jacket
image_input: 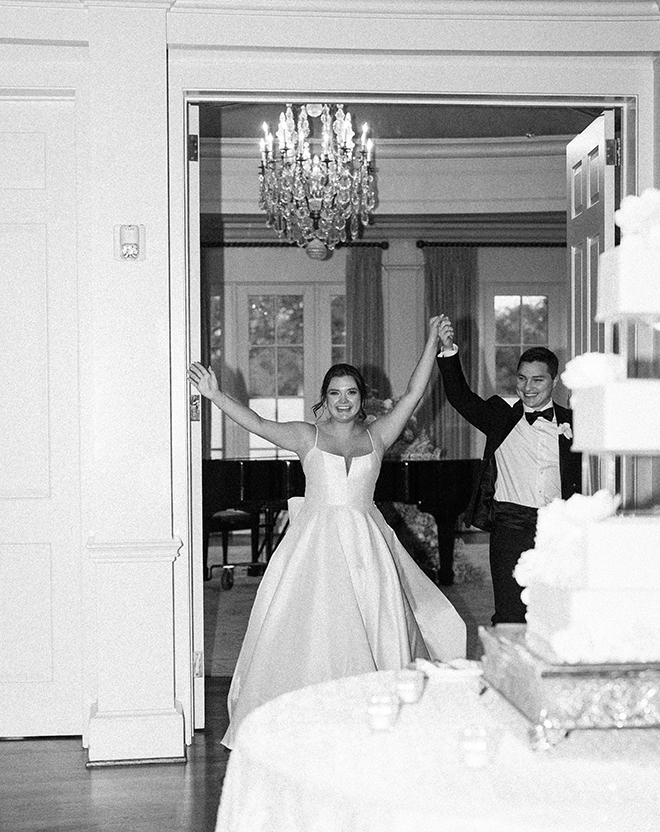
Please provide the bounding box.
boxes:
[437,352,581,530]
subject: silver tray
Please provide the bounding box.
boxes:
[479,625,660,749]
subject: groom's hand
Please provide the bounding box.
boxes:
[438,316,455,351]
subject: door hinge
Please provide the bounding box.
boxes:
[193,651,204,678]
[188,134,199,162]
[605,137,621,167]
[190,394,201,421]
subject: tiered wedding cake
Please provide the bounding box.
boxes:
[480,189,660,742]
[514,189,660,664]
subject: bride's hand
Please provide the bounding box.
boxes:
[427,314,444,344]
[188,362,219,400]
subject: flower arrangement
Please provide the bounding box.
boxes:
[363,394,444,460]
[390,503,485,584]
[365,392,484,583]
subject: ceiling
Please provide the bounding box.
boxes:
[200,102,603,141]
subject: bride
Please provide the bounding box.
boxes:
[189,314,466,748]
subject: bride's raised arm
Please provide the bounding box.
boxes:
[188,362,310,454]
[368,315,443,451]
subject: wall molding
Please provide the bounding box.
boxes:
[201,211,567,246]
[86,536,183,562]
[169,1,659,21]
[202,135,572,161]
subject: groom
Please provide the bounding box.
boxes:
[435,316,581,625]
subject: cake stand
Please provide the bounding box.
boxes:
[479,625,660,750]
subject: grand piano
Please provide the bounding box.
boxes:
[203,457,481,585]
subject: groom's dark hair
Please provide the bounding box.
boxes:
[517,347,559,379]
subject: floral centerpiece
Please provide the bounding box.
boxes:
[363,395,444,461]
[364,394,484,584]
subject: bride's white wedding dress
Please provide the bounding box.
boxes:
[221,427,467,748]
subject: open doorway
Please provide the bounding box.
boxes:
[179,92,636,732]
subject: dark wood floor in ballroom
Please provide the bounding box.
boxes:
[0,677,232,832]
[1,535,493,832]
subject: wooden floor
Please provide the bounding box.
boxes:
[0,535,493,832]
[0,677,232,832]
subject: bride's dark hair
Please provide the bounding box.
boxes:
[312,363,368,421]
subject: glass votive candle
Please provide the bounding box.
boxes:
[367,693,400,731]
[459,724,491,768]
[395,669,425,704]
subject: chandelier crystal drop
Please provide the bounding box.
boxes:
[258,103,376,259]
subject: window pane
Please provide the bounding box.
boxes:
[494,295,521,345]
[332,346,346,365]
[277,347,304,396]
[249,347,276,396]
[277,397,305,422]
[521,295,548,344]
[276,295,304,344]
[331,295,346,344]
[249,399,277,450]
[249,295,276,345]
[210,295,223,366]
[496,346,520,396]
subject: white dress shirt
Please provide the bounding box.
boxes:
[437,344,561,508]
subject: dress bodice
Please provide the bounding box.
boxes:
[300,429,381,514]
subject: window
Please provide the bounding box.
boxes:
[330,294,346,366]
[210,282,346,459]
[494,294,549,396]
[247,294,305,459]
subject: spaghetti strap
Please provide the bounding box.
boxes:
[366,428,375,452]
[314,423,319,448]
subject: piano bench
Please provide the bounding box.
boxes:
[205,508,261,579]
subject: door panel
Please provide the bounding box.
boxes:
[566,111,616,358]
[0,98,81,735]
[566,112,619,497]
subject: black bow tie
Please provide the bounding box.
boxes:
[525,407,554,425]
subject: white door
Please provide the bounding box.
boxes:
[186,104,206,729]
[0,97,82,735]
[566,111,616,359]
[566,111,618,495]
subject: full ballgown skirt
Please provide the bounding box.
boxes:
[221,435,467,748]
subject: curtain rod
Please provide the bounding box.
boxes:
[202,240,389,249]
[416,240,565,248]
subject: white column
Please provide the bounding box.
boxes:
[83,1,184,763]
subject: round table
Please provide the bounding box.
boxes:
[216,665,660,832]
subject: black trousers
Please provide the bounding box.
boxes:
[489,501,538,625]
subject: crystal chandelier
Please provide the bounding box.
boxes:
[258,103,376,260]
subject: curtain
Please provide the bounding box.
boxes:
[345,247,389,397]
[421,246,478,458]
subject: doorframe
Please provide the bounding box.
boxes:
[169,88,638,741]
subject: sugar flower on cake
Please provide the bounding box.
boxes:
[560,352,626,390]
[615,187,660,242]
[514,490,620,589]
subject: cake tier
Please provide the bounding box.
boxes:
[523,511,660,590]
[598,242,660,324]
[524,583,660,664]
[570,380,660,454]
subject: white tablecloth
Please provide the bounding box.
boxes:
[215,666,660,832]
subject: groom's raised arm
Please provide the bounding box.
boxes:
[435,317,503,435]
